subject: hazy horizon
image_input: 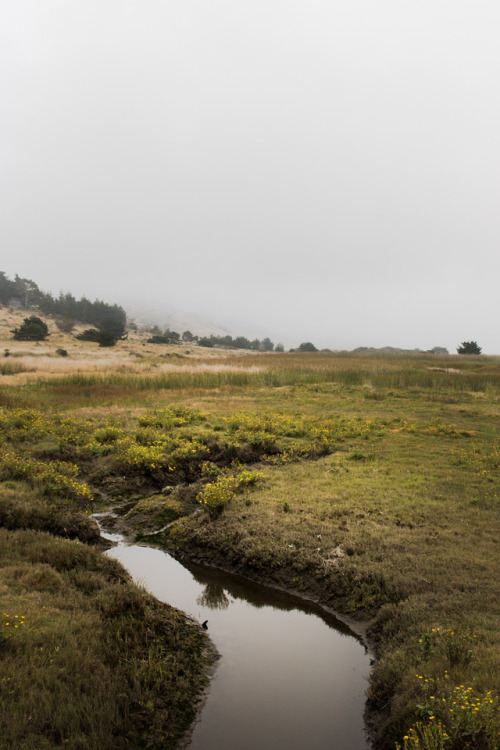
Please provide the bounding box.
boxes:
[1,2,499,353]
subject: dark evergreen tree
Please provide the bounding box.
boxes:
[0,272,16,305]
[457,341,482,355]
[76,328,119,347]
[12,316,49,341]
[13,276,42,307]
[233,336,251,349]
[164,329,180,343]
[198,336,215,348]
[75,329,102,343]
[147,329,181,345]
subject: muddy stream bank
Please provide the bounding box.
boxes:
[97,511,372,750]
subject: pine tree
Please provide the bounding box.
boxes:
[457,341,482,355]
[12,316,49,341]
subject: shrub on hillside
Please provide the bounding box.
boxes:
[11,316,49,341]
[76,328,119,347]
[147,332,180,345]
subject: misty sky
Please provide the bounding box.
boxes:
[1,1,499,351]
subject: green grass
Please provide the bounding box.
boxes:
[0,529,211,750]
[1,350,499,749]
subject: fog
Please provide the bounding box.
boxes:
[1,1,499,351]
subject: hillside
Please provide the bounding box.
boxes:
[125,302,234,340]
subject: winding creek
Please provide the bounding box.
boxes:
[100,522,372,750]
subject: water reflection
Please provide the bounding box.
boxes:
[183,555,359,640]
[107,543,371,750]
[197,582,230,610]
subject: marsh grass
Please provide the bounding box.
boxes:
[0,331,499,749]
[0,529,210,750]
[33,357,500,395]
[0,360,35,376]
[165,435,499,748]
[0,483,100,543]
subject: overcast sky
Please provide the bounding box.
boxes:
[1,1,499,351]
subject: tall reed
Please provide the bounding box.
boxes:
[35,361,499,393]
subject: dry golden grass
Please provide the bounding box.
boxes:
[0,306,266,387]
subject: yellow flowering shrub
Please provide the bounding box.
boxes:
[234,469,264,487]
[196,476,237,517]
[224,412,389,455]
[398,685,499,749]
[0,409,53,443]
[0,451,93,507]
[93,424,125,444]
[115,440,173,472]
[170,438,209,461]
[138,405,206,429]
[398,628,500,749]
[197,469,264,517]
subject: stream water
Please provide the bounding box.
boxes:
[103,527,371,750]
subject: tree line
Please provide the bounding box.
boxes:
[3,273,482,355]
[147,328,285,351]
[1,272,127,343]
[196,334,284,352]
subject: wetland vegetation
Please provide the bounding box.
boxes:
[0,308,499,749]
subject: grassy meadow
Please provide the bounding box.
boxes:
[1,309,499,749]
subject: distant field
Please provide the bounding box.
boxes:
[1,310,499,749]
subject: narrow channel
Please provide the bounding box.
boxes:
[104,531,371,750]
